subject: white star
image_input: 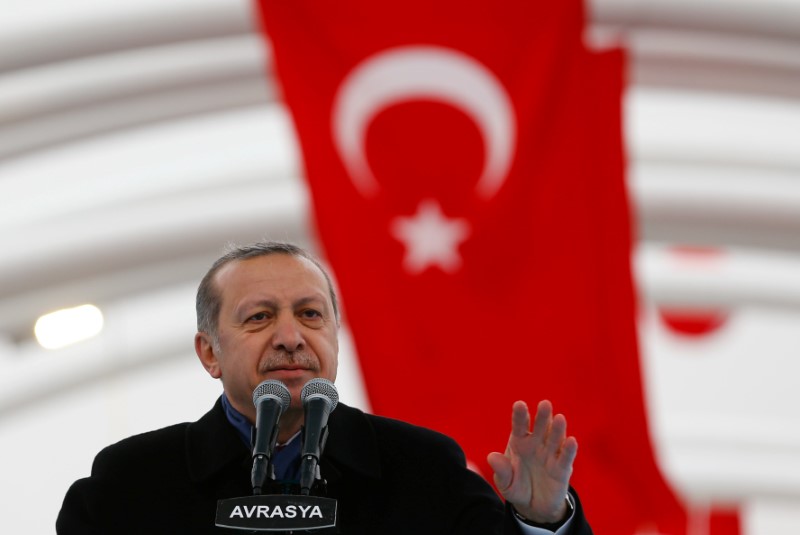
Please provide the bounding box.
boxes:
[390,199,471,274]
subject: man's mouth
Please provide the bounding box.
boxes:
[267,366,311,375]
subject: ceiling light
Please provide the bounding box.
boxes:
[34,304,104,349]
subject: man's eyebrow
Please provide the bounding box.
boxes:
[247,298,279,308]
[234,298,277,316]
[294,295,328,309]
[233,295,329,316]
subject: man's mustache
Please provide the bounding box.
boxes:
[262,351,319,371]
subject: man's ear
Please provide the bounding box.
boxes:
[195,332,222,379]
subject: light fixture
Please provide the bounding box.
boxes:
[34,304,104,349]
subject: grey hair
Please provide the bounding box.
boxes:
[195,242,340,341]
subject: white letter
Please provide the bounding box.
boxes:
[285,505,297,519]
[310,506,323,518]
[299,505,311,517]
[230,506,243,519]
[244,505,256,518]
[257,505,269,518]
[272,506,285,519]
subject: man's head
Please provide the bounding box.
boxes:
[196,242,340,341]
[194,242,340,421]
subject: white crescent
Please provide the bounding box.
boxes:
[331,45,517,200]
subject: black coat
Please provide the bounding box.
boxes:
[57,399,591,534]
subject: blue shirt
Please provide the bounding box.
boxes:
[220,393,301,482]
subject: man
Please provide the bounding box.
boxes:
[57,242,592,534]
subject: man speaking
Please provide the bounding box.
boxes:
[57,241,592,534]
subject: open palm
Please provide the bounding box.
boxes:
[487,400,578,524]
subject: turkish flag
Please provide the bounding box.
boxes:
[254,1,739,534]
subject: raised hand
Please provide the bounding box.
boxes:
[486,400,578,523]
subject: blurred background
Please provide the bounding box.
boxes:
[1,0,799,532]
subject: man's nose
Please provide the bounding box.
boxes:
[271,314,305,352]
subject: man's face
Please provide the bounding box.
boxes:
[196,254,339,421]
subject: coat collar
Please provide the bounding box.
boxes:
[185,398,382,483]
[186,397,249,483]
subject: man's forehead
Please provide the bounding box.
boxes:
[215,254,330,301]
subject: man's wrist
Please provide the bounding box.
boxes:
[512,495,574,531]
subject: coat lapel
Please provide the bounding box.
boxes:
[321,403,382,482]
[185,397,250,483]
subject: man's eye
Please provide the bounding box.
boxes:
[301,309,322,319]
[249,312,269,321]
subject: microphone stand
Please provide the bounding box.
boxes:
[250,426,279,496]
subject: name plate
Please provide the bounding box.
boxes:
[215,495,337,532]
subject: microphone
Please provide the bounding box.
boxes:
[250,380,291,495]
[299,378,338,495]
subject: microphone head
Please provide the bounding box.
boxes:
[252,379,291,413]
[300,378,339,412]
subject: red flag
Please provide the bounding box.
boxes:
[254,1,739,534]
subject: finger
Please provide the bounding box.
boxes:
[511,400,531,438]
[544,413,567,456]
[487,451,513,492]
[531,400,552,443]
[558,437,578,474]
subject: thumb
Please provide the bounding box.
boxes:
[487,452,512,492]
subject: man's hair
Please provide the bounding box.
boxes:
[196,241,340,339]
